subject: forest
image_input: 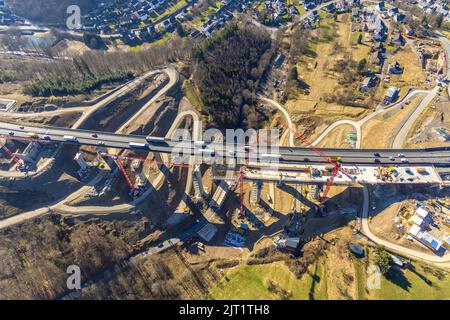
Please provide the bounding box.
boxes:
[23,72,133,97]
[192,22,274,128]
[0,36,192,96]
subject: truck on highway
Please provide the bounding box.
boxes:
[27,132,39,139]
[146,136,168,146]
[40,135,51,140]
[129,142,149,150]
[195,148,216,157]
[194,140,206,149]
[261,153,281,162]
[63,135,78,143]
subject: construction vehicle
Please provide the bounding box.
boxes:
[417,168,428,174]
[27,132,39,139]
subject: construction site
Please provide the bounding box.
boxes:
[0,0,450,300]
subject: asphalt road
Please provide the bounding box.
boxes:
[0,122,449,166]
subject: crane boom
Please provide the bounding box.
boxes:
[320,164,339,206]
[114,158,135,191]
[277,116,354,208]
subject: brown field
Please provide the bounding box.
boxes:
[361,94,425,148]
[286,14,371,142]
[405,92,450,148]
[317,124,356,148]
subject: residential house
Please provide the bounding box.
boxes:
[359,75,379,91]
[388,7,399,16]
[372,41,385,52]
[373,31,387,42]
[384,86,400,103]
[370,49,385,66]
[375,18,388,33]
[304,0,318,10]
[289,6,299,15]
[394,13,406,23]
[335,1,349,12]
[404,25,415,37]
[391,32,405,46]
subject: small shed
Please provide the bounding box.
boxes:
[411,215,425,228]
[349,244,365,256]
[408,224,421,237]
[197,223,218,242]
[415,207,429,220]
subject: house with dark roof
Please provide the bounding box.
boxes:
[391,32,405,46]
[404,25,415,37]
[388,7,399,16]
[394,13,406,23]
[389,61,404,74]
[384,86,400,104]
[370,49,385,66]
[359,75,379,91]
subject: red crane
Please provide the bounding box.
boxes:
[100,152,192,168]
[100,152,194,193]
[0,144,24,168]
[113,157,135,191]
[277,117,354,208]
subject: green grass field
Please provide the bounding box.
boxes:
[182,80,204,110]
[206,256,450,300]
[206,261,328,300]
[367,264,450,300]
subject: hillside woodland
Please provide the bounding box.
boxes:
[192,22,274,129]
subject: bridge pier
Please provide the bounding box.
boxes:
[193,164,206,199]
[308,184,321,201]
[250,181,262,205]
[14,141,41,166]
